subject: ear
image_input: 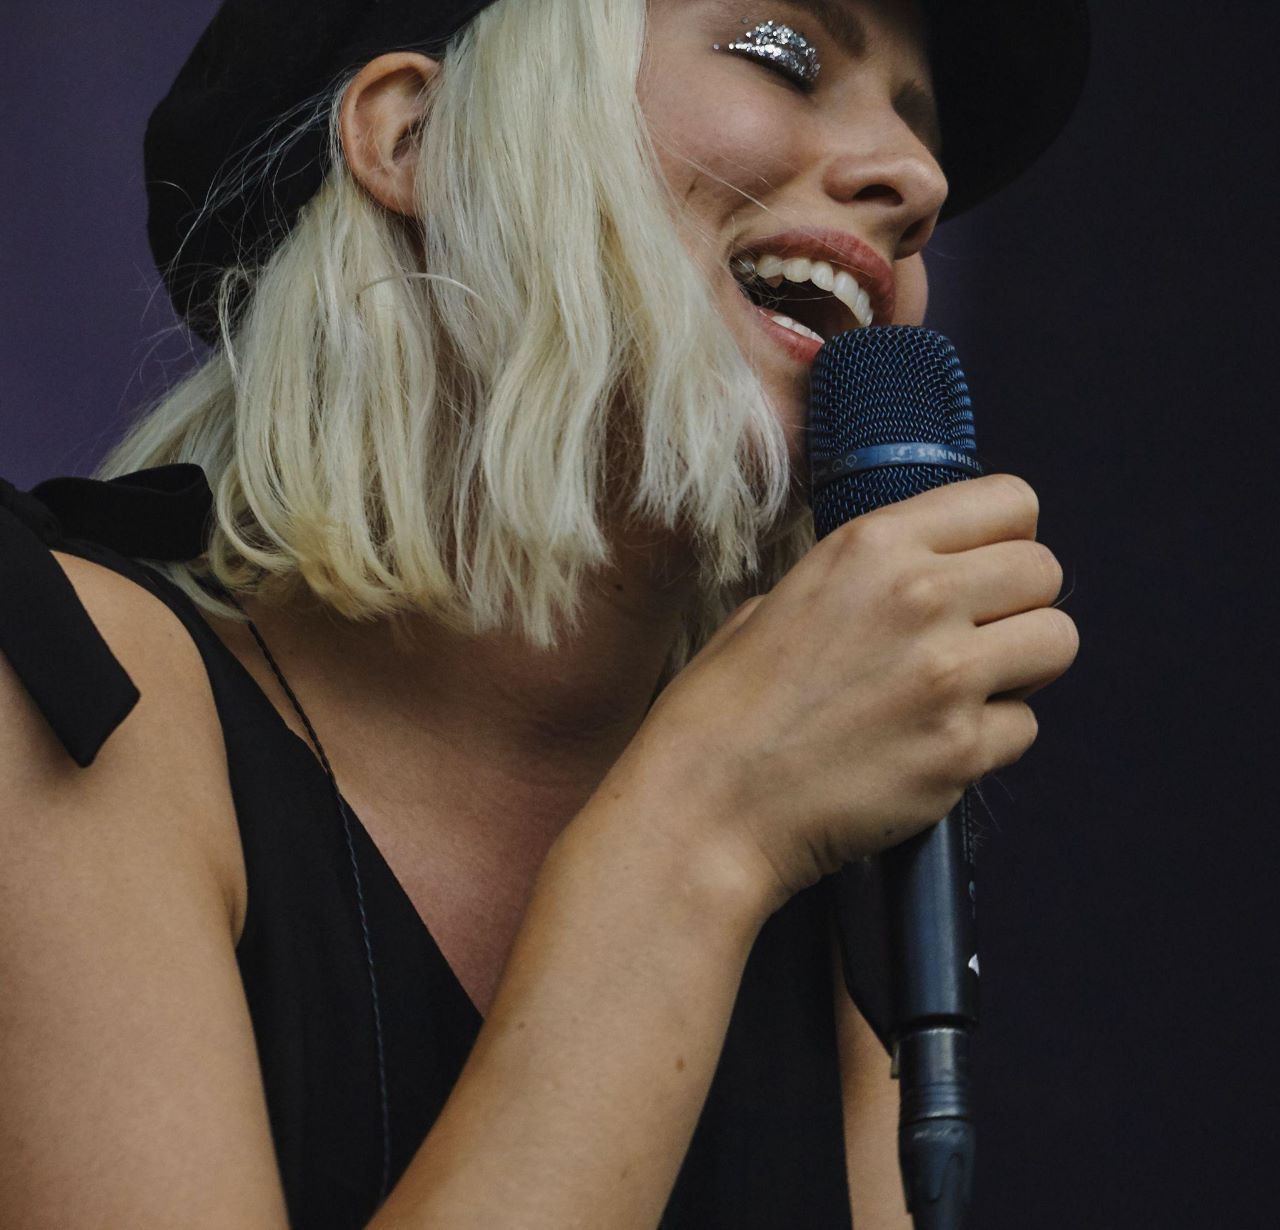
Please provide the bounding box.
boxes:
[339,51,440,217]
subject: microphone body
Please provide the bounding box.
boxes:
[805,327,982,1230]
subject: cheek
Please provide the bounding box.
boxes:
[893,254,929,324]
[640,58,797,217]
[694,97,795,182]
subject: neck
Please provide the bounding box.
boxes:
[230,524,700,815]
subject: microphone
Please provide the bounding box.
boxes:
[805,326,983,1230]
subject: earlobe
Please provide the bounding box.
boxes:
[339,52,440,218]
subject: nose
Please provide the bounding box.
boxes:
[821,115,949,260]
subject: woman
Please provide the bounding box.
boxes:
[0,0,1088,1226]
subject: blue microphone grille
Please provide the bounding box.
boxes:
[807,326,980,540]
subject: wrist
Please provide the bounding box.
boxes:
[558,731,778,943]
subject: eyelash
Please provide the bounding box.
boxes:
[749,52,818,93]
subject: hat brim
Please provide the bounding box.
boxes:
[147,0,1091,339]
[927,0,1091,224]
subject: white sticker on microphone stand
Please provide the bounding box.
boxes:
[968,954,980,977]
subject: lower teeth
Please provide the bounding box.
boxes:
[764,310,823,344]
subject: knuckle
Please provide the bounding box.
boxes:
[913,643,971,702]
[892,567,951,622]
[838,512,895,558]
[933,708,984,780]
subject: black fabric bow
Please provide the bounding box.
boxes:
[0,465,213,767]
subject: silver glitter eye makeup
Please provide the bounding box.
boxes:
[713,20,822,91]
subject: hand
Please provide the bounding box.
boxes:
[634,474,1079,914]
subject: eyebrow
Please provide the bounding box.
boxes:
[785,0,869,58]
[782,0,945,158]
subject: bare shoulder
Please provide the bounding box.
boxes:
[50,550,215,698]
[1,550,246,940]
[0,553,283,1227]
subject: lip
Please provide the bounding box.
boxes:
[731,227,897,327]
[737,292,824,365]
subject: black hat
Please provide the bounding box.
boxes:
[145,0,1091,343]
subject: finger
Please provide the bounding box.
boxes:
[973,606,1079,700]
[979,696,1041,773]
[947,539,1064,626]
[868,473,1040,554]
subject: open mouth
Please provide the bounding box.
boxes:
[738,290,826,354]
[730,253,872,343]
[736,274,837,340]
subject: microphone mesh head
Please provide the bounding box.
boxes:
[807,326,979,540]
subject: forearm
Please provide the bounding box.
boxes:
[369,760,768,1229]
[831,933,912,1230]
[844,1058,911,1230]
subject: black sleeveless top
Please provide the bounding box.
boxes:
[0,465,872,1229]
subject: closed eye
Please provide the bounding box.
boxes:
[714,16,824,93]
[742,51,818,95]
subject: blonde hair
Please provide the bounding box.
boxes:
[100,0,816,690]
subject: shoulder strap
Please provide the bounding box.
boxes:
[0,465,214,767]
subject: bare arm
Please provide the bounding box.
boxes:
[831,929,912,1230]
[6,467,1075,1228]
[1,556,773,1229]
[0,556,289,1228]
[370,743,768,1228]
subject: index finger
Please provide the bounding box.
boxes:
[871,472,1041,553]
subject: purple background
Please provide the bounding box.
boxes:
[4,4,1279,1227]
[2,2,217,485]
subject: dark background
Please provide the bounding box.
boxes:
[3,3,1278,1226]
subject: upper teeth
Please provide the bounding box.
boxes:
[730,254,875,330]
